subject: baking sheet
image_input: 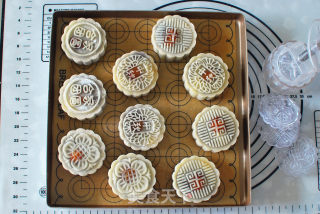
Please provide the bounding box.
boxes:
[47,11,250,207]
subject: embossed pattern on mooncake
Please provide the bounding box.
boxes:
[192,105,239,152]
[58,128,106,176]
[113,51,158,97]
[59,73,106,120]
[151,15,197,60]
[119,104,165,151]
[183,53,229,100]
[108,153,156,201]
[172,156,220,203]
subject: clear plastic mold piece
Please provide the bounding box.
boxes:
[276,135,318,177]
[263,20,320,93]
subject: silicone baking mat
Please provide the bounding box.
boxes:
[47,11,250,207]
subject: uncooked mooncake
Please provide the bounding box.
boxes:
[59,73,106,120]
[151,15,197,61]
[108,153,156,201]
[192,105,239,152]
[119,104,165,151]
[58,128,106,176]
[113,51,158,97]
[172,156,220,203]
[61,18,107,65]
[183,53,229,100]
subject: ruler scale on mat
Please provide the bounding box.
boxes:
[1,0,320,214]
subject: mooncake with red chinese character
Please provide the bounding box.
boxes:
[108,153,156,201]
[119,104,165,151]
[58,128,106,176]
[192,105,239,152]
[183,53,229,100]
[58,73,106,120]
[172,156,220,203]
[61,18,107,65]
[151,15,197,61]
[113,51,158,97]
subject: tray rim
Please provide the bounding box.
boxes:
[47,10,250,207]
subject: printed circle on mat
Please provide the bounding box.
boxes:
[104,19,130,44]
[172,156,220,203]
[196,20,222,46]
[144,147,161,167]
[166,111,192,138]
[70,60,98,74]
[104,143,129,168]
[69,117,97,131]
[136,84,161,105]
[134,19,156,44]
[100,177,122,203]
[103,48,126,74]
[68,176,95,202]
[165,80,191,106]
[192,105,240,152]
[101,110,122,138]
[165,143,193,169]
[104,80,128,106]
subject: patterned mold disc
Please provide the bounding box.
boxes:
[61,18,107,65]
[108,153,156,201]
[182,53,229,100]
[59,73,106,120]
[192,105,240,152]
[113,51,159,97]
[58,128,106,176]
[119,104,166,151]
[151,15,197,61]
[172,156,220,203]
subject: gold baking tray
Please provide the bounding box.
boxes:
[47,10,250,207]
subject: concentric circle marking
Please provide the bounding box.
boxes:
[68,176,95,202]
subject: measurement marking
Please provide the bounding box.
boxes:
[20,154,28,155]
[19,196,27,198]
[20,182,28,184]
[23,175,28,177]
[22,85,29,86]
[21,125,28,128]
[21,140,28,142]
[20,168,27,170]
[22,71,30,73]
[24,19,32,22]
[25,92,29,94]
[23,161,28,163]
[24,105,29,107]
[24,133,29,135]
[27,26,31,28]
[21,112,29,114]
[24,32,31,35]
[25,6,32,9]
[23,189,28,191]
[24,146,28,148]
[27,39,31,41]
[24,119,28,121]
[22,98,29,101]
[23,45,30,47]
[26,52,30,54]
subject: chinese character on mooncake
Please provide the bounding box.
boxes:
[59,73,106,120]
[61,18,107,65]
